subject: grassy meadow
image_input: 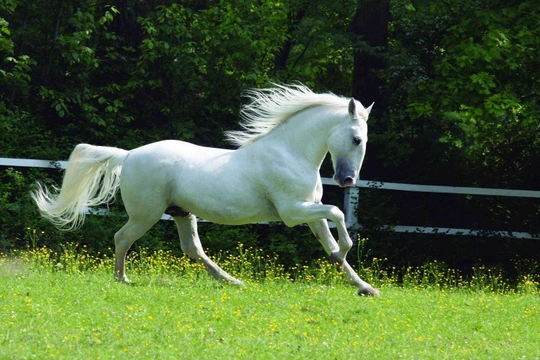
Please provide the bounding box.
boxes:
[1,244,539,359]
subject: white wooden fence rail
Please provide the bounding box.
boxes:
[2,157,539,239]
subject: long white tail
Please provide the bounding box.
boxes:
[32,144,129,230]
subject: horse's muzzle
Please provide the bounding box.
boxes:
[334,167,357,188]
[333,158,359,188]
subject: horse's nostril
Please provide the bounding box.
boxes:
[344,177,356,187]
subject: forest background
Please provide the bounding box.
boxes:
[1,0,539,276]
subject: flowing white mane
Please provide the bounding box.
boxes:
[225,84,350,147]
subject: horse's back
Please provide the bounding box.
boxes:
[127,139,229,163]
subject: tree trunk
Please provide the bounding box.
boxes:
[43,0,65,86]
[350,0,389,107]
[273,7,306,81]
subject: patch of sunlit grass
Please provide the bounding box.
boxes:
[1,242,539,359]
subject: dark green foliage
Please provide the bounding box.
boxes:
[377,0,540,188]
[1,0,539,273]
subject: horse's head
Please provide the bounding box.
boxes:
[327,99,372,188]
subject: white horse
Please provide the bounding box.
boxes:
[32,84,379,296]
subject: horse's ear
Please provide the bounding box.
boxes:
[366,102,374,116]
[348,98,356,118]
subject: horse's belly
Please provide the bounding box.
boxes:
[178,190,282,225]
[196,203,281,225]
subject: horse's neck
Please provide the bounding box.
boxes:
[260,106,341,169]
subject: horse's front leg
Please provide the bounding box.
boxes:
[308,220,380,296]
[279,202,379,296]
[280,202,352,263]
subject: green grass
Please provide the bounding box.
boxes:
[1,246,539,359]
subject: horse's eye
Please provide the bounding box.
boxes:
[353,136,362,146]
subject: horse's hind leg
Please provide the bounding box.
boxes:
[308,220,380,296]
[174,214,244,286]
[114,217,158,283]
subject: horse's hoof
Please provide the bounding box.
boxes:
[358,287,380,296]
[232,280,246,287]
[115,276,132,284]
[226,278,245,287]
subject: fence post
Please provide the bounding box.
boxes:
[344,186,360,228]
